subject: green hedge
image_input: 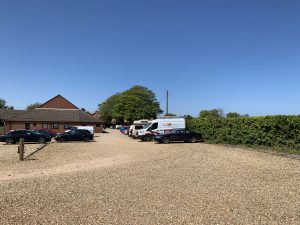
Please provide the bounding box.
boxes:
[187,116,300,152]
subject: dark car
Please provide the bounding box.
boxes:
[79,129,94,140]
[0,130,51,144]
[32,129,56,138]
[41,128,57,136]
[55,129,91,142]
[154,129,202,144]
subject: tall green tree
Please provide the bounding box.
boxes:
[26,102,42,110]
[98,86,162,124]
[226,112,241,118]
[98,93,121,124]
[113,86,162,123]
[184,114,194,120]
[199,108,224,119]
[0,98,6,109]
[0,98,14,109]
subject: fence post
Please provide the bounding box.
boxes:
[19,138,24,161]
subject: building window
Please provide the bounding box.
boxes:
[42,123,48,129]
[96,124,100,127]
[25,123,30,130]
[81,124,86,126]
[64,124,70,129]
[33,123,37,127]
[53,123,59,129]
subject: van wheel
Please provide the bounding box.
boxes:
[6,138,14,145]
[38,138,46,144]
[144,135,152,142]
[162,137,170,144]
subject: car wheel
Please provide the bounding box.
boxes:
[6,138,14,145]
[162,137,170,144]
[144,135,152,142]
[59,137,64,142]
[84,137,89,142]
[189,137,196,143]
[38,137,46,144]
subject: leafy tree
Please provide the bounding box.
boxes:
[0,98,14,109]
[98,86,162,124]
[226,112,241,118]
[199,109,224,119]
[26,102,42,110]
[98,93,121,124]
[184,114,194,120]
[0,98,7,109]
[113,86,162,123]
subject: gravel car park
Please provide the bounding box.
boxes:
[0,129,299,224]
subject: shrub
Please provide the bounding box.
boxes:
[187,116,300,152]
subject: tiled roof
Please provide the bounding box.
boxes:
[0,109,26,120]
[5,109,103,123]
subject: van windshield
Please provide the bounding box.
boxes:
[144,123,151,130]
[146,122,158,131]
[143,123,151,129]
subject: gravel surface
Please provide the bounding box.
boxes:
[0,129,299,224]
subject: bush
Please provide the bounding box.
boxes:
[187,116,300,153]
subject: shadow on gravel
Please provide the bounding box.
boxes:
[24,144,48,160]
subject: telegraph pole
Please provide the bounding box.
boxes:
[166,90,169,115]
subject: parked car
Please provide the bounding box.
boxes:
[128,125,134,137]
[131,119,152,138]
[32,129,56,138]
[55,129,92,142]
[79,129,94,140]
[120,127,129,135]
[0,130,51,144]
[41,128,57,136]
[154,129,202,144]
[65,126,94,135]
[138,118,185,141]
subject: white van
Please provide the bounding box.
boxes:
[131,120,152,138]
[66,126,94,135]
[137,118,185,141]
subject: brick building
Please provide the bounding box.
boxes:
[1,95,103,133]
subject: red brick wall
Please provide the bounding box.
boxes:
[40,96,78,109]
[5,122,25,133]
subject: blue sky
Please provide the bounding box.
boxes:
[0,0,300,116]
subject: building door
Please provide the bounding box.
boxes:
[25,123,30,130]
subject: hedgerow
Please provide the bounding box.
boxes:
[187,116,300,153]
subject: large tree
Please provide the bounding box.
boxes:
[0,98,14,109]
[199,108,224,119]
[98,86,162,124]
[26,102,42,110]
[226,112,241,118]
[98,93,121,124]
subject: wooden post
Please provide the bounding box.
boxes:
[19,138,24,161]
